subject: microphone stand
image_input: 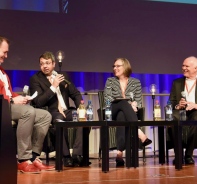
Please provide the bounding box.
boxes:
[152,94,156,157]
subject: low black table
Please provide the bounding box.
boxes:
[130,120,182,169]
[55,120,135,172]
[54,120,179,172]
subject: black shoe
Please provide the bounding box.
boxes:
[63,157,74,167]
[172,158,184,165]
[72,155,84,167]
[142,138,152,147]
[116,158,125,167]
[185,156,195,165]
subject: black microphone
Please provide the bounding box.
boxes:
[52,71,71,85]
[23,85,29,96]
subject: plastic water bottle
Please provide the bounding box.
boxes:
[165,100,173,121]
[154,100,161,121]
[105,99,112,121]
[180,110,186,121]
[86,100,93,121]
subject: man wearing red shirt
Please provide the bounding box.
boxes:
[0,36,54,173]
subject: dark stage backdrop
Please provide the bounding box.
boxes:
[1,0,197,74]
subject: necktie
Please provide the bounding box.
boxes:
[48,76,66,118]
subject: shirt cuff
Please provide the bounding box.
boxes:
[50,86,56,93]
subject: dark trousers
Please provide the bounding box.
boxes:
[169,109,197,157]
[112,100,138,151]
[51,109,83,156]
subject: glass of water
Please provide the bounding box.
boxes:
[72,110,78,122]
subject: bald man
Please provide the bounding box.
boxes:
[169,56,197,165]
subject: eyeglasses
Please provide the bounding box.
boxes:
[40,61,52,66]
[113,65,123,68]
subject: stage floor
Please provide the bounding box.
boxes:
[17,156,197,184]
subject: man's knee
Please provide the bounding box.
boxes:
[44,111,52,122]
[26,105,36,119]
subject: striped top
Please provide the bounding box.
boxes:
[104,76,142,107]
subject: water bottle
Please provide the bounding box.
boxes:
[78,100,86,121]
[86,100,94,121]
[105,99,112,121]
[154,100,161,121]
[165,100,173,121]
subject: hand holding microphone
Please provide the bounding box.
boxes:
[52,71,71,86]
[51,71,65,88]
[180,91,187,109]
[22,85,29,97]
[129,92,138,112]
[12,85,29,104]
[22,85,31,103]
[180,91,197,110]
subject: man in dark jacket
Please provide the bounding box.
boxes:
[169,56,197,165]
[29,51,85,167]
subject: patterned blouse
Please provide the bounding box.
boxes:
[104,76,142,108]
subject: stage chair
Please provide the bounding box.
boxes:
[97,90,146,163]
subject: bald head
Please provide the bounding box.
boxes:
[0,36,9,64]
[182,56,197,79]
[0,36,9,46]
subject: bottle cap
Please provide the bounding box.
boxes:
[106,99,110,105]
[167,100,171,105]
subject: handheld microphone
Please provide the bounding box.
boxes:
[181,91,187,109]
[130,92,134,102]
[181,91,186,100]
[23,85,29,97]
[52,71,71,85]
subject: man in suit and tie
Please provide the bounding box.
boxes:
[29,51,85,167]
[0,36,54,173]
[169,56,197,165]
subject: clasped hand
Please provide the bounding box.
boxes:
[179,98,197,110]
[131,101,138,112]
[12,95,31,104]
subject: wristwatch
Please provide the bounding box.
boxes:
[10,98,14,104]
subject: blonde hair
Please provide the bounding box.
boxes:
[114,58,132,77]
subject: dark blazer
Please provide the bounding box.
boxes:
[169,76,197,109]
[29,71,82,113]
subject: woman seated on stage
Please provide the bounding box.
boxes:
[104,58,152,167]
